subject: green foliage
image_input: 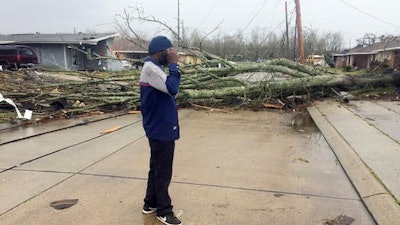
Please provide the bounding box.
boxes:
[350,86,397,99]
[343,65,352,72]
[0,112,16,123]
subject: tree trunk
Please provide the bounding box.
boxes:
[179,74,400,100]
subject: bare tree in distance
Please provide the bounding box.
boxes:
[113,4,223,49]
[96,4,391,66]
[113,3,183,50]
[114,6,149,49]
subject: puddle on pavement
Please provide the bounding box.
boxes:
[291,113,319,134]
[290,112,328,149]
[289,116,357,225]
[0,118,91,145]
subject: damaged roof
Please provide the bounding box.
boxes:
[111,37,148,52]
[0,33,119,45]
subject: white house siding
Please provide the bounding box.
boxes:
[0,33,122,71]
[26,44,69,70]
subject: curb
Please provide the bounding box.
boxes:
[308,105,400,225]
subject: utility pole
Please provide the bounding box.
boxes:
[177,0,180,41]
[295,0,305,64]
[285,2,290,59]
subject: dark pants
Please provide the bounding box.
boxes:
[144,139,175,216]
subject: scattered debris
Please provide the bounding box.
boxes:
[273,193,284,198]
[127,110,141,114]
[295,158,310,163]
[50,199,79,210]
[189,102,230,113]
[323,215,355,225]
[100,125,122,134]
[262,102,284,109]
[331,88,356,103]
[73,100,86,108]
[0,92,31,120]
[0,61,399,124]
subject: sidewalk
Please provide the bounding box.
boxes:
[0,108,379,224]
[308,100,400,225]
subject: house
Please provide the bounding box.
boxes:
[177,48,203,66]
[0,33,124,71]
[333,39,400,71]
[112,38,148,69]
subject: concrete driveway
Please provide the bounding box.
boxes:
[0,108,380,224]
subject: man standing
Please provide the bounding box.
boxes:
[139,36,182,225]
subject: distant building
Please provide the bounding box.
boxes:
[177,48,203,66]
[333,39,400,71]
[112,37,203,68]
[0,33,124,71]
[112,38,148,69]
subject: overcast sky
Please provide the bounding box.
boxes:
[2,0,400,48]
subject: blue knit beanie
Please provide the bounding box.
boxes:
[148,36,172,54]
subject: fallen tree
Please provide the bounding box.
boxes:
[0,59,399,122]
[179,73,400,100]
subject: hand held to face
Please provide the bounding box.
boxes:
[166,49,179,64]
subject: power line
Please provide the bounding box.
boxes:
[194,0,220,32]
[338,0,400,29]
[242,0,268,32]
[259,6,295,46]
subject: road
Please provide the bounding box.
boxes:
[0,102,397,224]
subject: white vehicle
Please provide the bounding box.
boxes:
[306,55,326,66]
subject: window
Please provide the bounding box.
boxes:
[21,48,34,56]
[71,49,78,65]
[0,49,16,55]
[381,51,387,60]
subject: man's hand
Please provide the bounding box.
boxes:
[166,48,179,64]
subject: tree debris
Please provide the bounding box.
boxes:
[189,102,230,113]
[101,125,122,134]
[0,58,399,124]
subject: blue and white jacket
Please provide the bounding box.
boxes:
[139,57,181,141]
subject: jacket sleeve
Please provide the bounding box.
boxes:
[140,62,181,96]
[165,63,181,96]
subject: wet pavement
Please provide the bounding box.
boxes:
[0,104,395,224]
[308,100,400,225]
